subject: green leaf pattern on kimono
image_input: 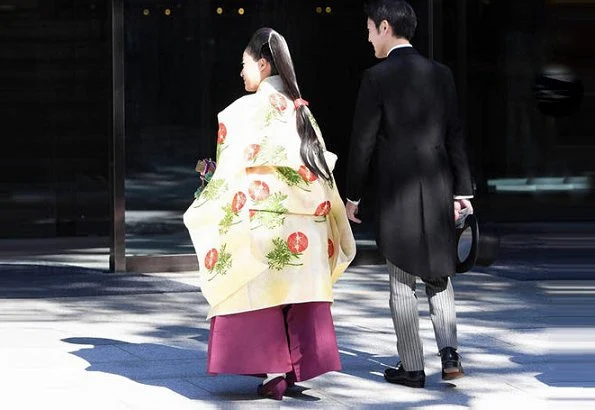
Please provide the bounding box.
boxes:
[252,136,287,165]
[266,237,301,270]
[276,167,312,191]
[205,243,232,281]
[216,144,223,162]
[219,191,247,234]
[218,206,236,235]
[197,179,227,201]
[263,108,278,127]
[266,231,308,270]
[251,192,288,229]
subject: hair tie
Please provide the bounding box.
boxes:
[294,98,309,109]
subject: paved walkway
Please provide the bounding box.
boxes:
[1,265,593,409]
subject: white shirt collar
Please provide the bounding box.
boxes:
[386,43,413,57]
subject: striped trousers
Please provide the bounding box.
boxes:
[388,261,458,371]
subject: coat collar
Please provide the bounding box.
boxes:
[387,47,419,59]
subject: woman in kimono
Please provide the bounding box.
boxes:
[183,27,356,400]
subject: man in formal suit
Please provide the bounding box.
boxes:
[345,0,474,388]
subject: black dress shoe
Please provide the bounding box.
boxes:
[384,362,426,388]
[440,347,464,380]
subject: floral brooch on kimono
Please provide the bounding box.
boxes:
[194,158,216,199]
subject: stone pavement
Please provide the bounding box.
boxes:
[0,265,593,409]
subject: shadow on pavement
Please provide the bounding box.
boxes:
[333,266,593,392]
[0,263,199,298]
[62,336,324,403]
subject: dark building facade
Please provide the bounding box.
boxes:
[1,0,593,271]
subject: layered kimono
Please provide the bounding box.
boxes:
[184,76,356,379]
[184,75,356,319]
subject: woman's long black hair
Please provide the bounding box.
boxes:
[244,27,332,183]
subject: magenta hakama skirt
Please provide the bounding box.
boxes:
[207,302,341,382]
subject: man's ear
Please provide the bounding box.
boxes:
[381,19,391,35]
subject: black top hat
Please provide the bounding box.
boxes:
[455,211,479,273]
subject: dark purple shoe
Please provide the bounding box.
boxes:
[285,370,297,387]
[257,376,288,400]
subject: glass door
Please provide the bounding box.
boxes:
[0,0,111,271]
[119,0,417,271]
[435,0,595,221]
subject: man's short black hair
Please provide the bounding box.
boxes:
[364,0,417,41]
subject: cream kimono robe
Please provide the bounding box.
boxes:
[184,76,356,319]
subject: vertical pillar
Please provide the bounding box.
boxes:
[456,0,467,119]
[428,0,434,60]
[109,0,126,272]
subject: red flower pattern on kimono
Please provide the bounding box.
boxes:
[248,180,270,201]
[231,192,246,213]
[298,165,317,182]
[287,231,309,254]
[328,239,335,258]
[204,248,219,270]
[244,144,261,161]
[314,201,331,216]
[269,93,288,112]
[204,245,232,280]
[217,123,227,144]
